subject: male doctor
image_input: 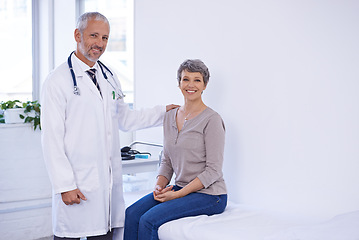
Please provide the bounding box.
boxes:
[41,12,177,240]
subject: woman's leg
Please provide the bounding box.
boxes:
[138,193,227,240]
[124,192,161,240]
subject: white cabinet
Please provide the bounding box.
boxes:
[0,124,52,240]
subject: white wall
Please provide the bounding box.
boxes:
[134,0,359,220]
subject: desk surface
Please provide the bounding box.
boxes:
[122,158,159,174]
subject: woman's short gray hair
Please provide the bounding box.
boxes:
[177,59,210,86]
[76,12,110,34]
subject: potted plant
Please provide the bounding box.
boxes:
[0,100,41,130]
[20,100,41,130]
[0,100,24,124]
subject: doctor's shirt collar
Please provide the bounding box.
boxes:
[72,53,100,75]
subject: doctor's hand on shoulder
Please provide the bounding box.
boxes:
[61,189,87,205]
[166,104,180,112]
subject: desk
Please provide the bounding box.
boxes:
[122,158,159,174]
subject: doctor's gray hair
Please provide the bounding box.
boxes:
[177,59,210,86]
[76,12,110,34]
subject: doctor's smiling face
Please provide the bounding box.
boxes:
[74,18,110,67]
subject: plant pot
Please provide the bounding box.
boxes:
[4,108,25,124]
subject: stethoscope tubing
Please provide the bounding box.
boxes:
[67,51,125,99]
[68,51,80,95]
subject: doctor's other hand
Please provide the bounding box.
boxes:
[61,188,87,205]
[166,104,180,112]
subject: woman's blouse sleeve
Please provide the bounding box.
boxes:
[197,113,225,188]
[158,145,174,181]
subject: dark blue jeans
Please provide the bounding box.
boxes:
[124,185,227,240]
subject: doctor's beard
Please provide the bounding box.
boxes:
[78,41,104,63]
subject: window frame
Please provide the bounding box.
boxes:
[32,0,40,101]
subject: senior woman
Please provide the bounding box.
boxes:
[124,59,227,240]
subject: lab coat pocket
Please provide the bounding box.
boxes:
[110,98,120,117]
[73,165,100,192]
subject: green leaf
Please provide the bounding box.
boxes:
[24,116,32,123]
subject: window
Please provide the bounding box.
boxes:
[0,0,33,101]
[79,0,134,103]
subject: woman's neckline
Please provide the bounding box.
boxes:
[175,106,209,132]
[178,105,208,122]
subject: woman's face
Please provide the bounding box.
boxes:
[179,70,206,101]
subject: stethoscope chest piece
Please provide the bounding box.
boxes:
[73,86,80,95]
[67,51,125,99]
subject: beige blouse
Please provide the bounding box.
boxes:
[158,107,227,195]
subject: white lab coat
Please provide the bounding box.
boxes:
[41,53,164,238]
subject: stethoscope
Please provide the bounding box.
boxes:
[67,51,125,99]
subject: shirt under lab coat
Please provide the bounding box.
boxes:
[41,53,165,238]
